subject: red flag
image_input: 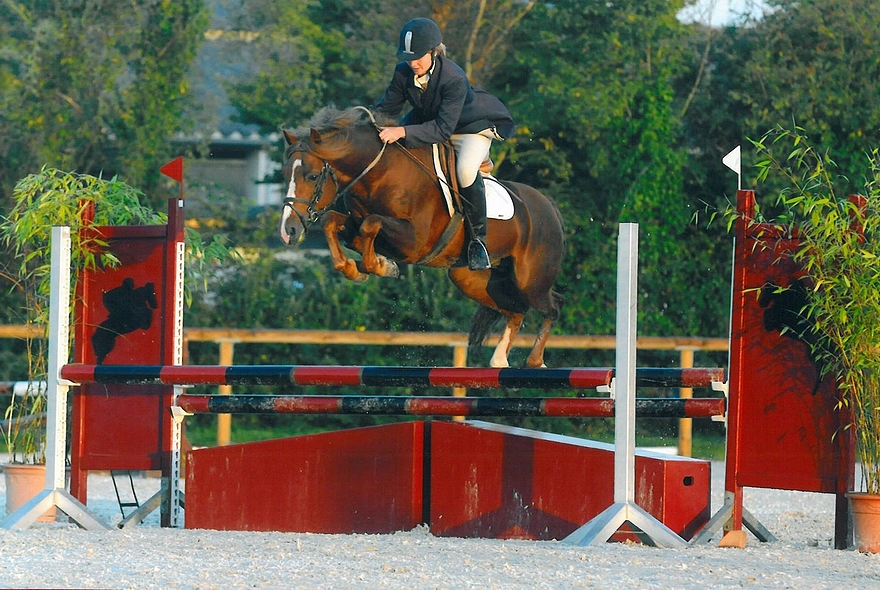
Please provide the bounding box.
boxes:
[160,157,184,183]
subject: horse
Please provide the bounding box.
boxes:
[279,106,565,368]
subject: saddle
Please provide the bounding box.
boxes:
[415,143,514,266]
[431,143,514,220]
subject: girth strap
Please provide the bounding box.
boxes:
[414,212,464,266]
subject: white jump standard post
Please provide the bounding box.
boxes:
[563,223,687,547]
[1,227,111,531]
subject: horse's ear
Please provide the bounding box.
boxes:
[309,128,323,145]
[282,129,297,146]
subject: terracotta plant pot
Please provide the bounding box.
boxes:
[847,492,880,552]
[3,463,55,523]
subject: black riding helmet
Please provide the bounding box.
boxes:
[396,18,442,61]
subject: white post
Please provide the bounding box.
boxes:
[2,227,110,530]
[563,223,685,547]
[615,222,638,505]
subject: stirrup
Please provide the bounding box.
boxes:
[467,239,491,271]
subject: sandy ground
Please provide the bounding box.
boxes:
[0,460,878,589]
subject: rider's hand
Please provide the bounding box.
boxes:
[379,126,406,144]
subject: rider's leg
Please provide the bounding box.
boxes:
[459,177,490,270]
[451,133,492,270]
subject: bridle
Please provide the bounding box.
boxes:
[282,159,340,227]
[282,107,388,229]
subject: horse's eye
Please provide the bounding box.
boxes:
[306,173,320,182]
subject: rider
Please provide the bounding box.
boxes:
[375,17,515,271]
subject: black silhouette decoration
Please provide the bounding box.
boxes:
[91,278,158,364]
[758,278,830,395]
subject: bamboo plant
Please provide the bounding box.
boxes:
[746,126,880,494]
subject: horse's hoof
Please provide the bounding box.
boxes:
[385,261,400,278]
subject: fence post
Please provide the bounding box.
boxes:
[452,343,467,421]
[677,348,695,457]
[452,343,467,396]
[217,340,234,446]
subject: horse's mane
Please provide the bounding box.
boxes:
[285,106,383,159]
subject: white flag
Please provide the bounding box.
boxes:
[722,145,741,190]
[722,145,740,174]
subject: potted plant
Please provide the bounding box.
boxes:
[746,126,880,551]
[1,167,165,519]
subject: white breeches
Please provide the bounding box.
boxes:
[451,132,493,188]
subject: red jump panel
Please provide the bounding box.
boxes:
[185,421,710,541]
[185,422,425,533]
[429,421,710,541]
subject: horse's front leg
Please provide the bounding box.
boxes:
[321,211,369,282]
[351,215,416,279]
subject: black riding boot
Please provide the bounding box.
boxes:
[460,176,491,270]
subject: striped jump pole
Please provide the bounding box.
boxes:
[59,364,725,390]
[630,367,725,388]
[61,365,614,389]
[174,394,726,418]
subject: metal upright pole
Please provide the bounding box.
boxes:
[2,227,110,530]
[563,223,685,547]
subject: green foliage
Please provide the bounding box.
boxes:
[496,0,727,337]
[3,168,165,327]
[689,0,880,206]
[749,126,880,493]
[0,0,209,205]
[221,0,420,131]
[186,253,476,339]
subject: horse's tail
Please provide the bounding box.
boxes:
[468,305,503,360]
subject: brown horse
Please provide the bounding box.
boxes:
[279,106,564,368]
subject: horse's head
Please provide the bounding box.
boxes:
[279,106,384,246]
[279,128,339,245]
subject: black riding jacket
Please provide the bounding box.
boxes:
[375,54,515,148]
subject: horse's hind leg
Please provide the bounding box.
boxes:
[526,291,563,368]
[526,317,552,368]
[489,312,524,368]
[525,291,564,368]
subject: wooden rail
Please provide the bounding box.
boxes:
[181,327,729,352]
[0,324,729,354]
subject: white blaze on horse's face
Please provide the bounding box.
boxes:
[279,158,303,245]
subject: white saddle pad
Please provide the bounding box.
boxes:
[484,175,515,220]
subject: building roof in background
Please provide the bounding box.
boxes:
[180,1,278,147]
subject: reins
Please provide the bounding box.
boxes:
[282,106,460,238]
[336,106,459,204]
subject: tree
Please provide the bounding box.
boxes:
[684,0,880,206]
[433,0,537,85]
[495,0,729,336]
[0,0,209,206]
[218,0,433,132]
[221,0,542,131]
